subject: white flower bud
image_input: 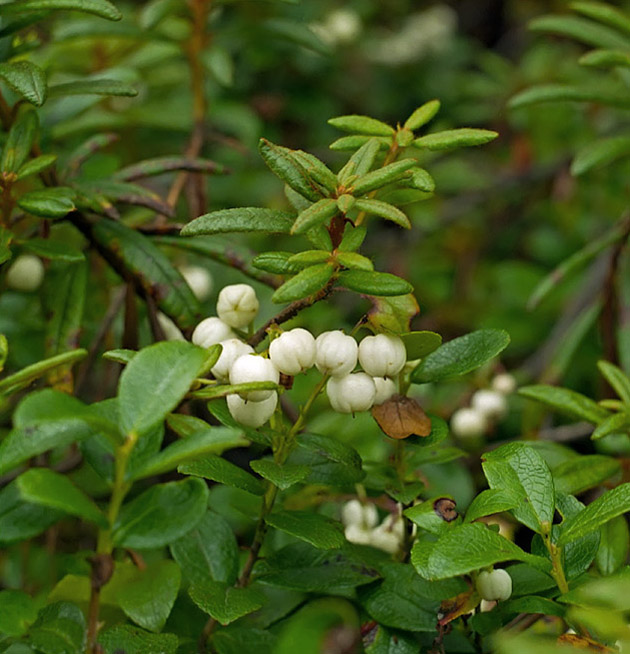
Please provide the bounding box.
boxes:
[315,330,358,377]
[211,338,253,381]
[229,354,279,402]
[327,372,376,413]
[227,392,277,428]
[370,513,405,554]
[5,254,44,292]
[476,569,512,602]
[373,377,397,405]
[328,9,361,43]
[358,334,407,378]
[344,523,373,546]
[341,499,378,530]
[217,283,259,328]
[157,312,185,341]
[269,328,316,376]
[450,407,487,438]
[492,373,517,396]
[192,317,235,349]
[179,265,213,302]
[471,389,508,421]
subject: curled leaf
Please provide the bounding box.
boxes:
[371,394,431,439]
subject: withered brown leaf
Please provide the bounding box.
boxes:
[371,394,431,440]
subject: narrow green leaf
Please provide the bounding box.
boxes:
[22,238,84,262]
[189,580,265,626]
[591,411,630,440]
[0,0,122,20]
[518,385,610,423]
[189,381,280,400]
[338,138,381,184]
[114,156,227,182]
[265,510,345,549]
[572,135,630,175]
[17,188,76,218]
[48,78,137,98]
[102,349,136,365]
[1,110,38,173]
[16,154,57,180]
[413,128,498,151]
[464,489,520,524]
[330,135,390,151]
[327,115,395,136]
[272,263,334,303]
[404,99,441,131]
[337,269,413,296]
[179,455,264,496]
[509,83,630,110]
[181,207,294,236]
[598,360,630,404]
[290,150,337,193]
[16,468,107,527]
[530,13,630,48]
[353,198,410,229]
[0,61,47,106]
[580,48,630,68]
[401,331,442,359]
[287,250,330,267]
[351,159,417,195]
[596,515,629,575]
[553,455,621,494]
[252,251,293,274]
[249,459,309,490]
[335,251,373,271]
[411,329,510,383]
[558,482,630,545]
[291,198,338,234]
[405,167,436,192]
[571,1,630,35]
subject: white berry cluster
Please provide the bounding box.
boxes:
[341,499,406,554]
[450,373,516,440]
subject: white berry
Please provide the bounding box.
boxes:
[492,373,517,396]
[471,389,508,420]
[341,499,378,530]
[344,523,373,546]
[370,513,405,554]
[157,312,184,341]
[358,334,407,378]
[227,392,277,428]
[476,569,512,602]
[192,317,235,349]
[229,354,279,402]
[269,328,316,376]
[217,283,259,328]
[179,265,213,302]
[315,330,358,377]
[211,338,253,381]
[450,407,487,438]
[373,377,397,405]
[326,372,375,413]
[5,254,44,292]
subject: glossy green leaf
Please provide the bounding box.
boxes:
[190,581,265,626]
[580,47,630,68]
[170,510,239,585]
[179,454,264,496]
[411,329,510,383]
[328,114,394,136]
[509,83,630,110]
[250,459,310,490]
[401,331,442,359]
[1,0,121,19]
[29,602,85,654]
[338,138,381,183]
[190,381,280,401]
[598,360,630,404]
[464,488,520,523]
[351,159,417,195]
[114,478,208,548]
[118,341,209,437]
[364,625,419,654]
[114,156,227,181]
[596,515,629,575]
[0,61,47,106]
[572,135,630,175]
[530,13,630,48]
[335,251,373,271]
[265,511,345,549]
[272,263,334,303]
[21,238,83,262]
[17,188,76,218]
[0,590,38,636]
[404,99,441,131]
[413,128,498,150]
[1,110,38,173]
[16,468,107,527]
[354,198,410,229]
[48,78,136,98]
[572,1,630,34]
[291,150,337,192]
[291,198,338,234]
[337,269,413,296]
[181,207,294,236]
[518,385,609,424]
[252,251,294,274]
[98,625,178,654]
[330,135,390,151]
[553,455,620,494]
[367,294,419,333]
[556,493,601,579]
[405,167,436,192]
[102,348,136,365]
[118,561,180,632]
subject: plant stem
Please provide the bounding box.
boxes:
[542,528,569,595]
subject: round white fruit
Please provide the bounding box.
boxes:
[341,499,379,529]
[192,317,235,349]
[5,254,44,292]
[210,338,253,381]
[315,330,358,377]
[269,328,316,376]
[157,312,185,341]
[492,373,517,395]
[358,333,407,378]
[226,392,277,428]
[229,354,279,401]
[450,407,487,439]
[476,569,512,602]
[326,372,376,413]
[373,377,397,405]
[471,389,508,420]
[217,283,259,328]
[179,265,213,302]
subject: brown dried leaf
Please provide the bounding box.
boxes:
[438,588,479,627]
[557,634,614,652]
[371,394,431,440]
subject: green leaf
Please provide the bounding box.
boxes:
[552,455,620,494]
[18,188,76,218]
[118,561,180,633]
[259,139,323,202]
[353,199,410,229]
[21,238,84,262]
[530,13,630,49]
[290,150,338,192]
[118,341,209,437]
[170,510,239,585]
[250,459,309,490]
[337,269,413,296]
[335,251,373,271]
[291,199,338,235]
[16,468,107,527]
[90,219,201,328]
[48,78,136,98]
[189,580,265,626]
[509,82,630,110]
[580,48,630,68]
[0,228,11,265]
[113,478,209,548]
[518,385,609,424]
[29,602,86,654]
[1,110,38,173]
[404,100,441,131]
[327,115,394,136]
[404,496,460,536]
[367,294,419,333]
[0,61,47,107]
[265,511,345,549]
[401,331,442,359]
[0,590,38,636]
[0,0,122,20]
[190,381,280,401]
[411,523,549,580]
[102,348,136,365]
[556,493,601,579]
[404,167,436,193]
[98,625,178,654]
[558,482,630,545]
[132,427,246,480]
[572,135,630,175]
[114,156,227,182]
[598,360,630,404]
[252,251,294,274]
[411,329,510,383]
[179,455,264,496]
[338,139,381,184]
[596,515,629,575]
[272,263,334,303]
[413,128,498,150]
[464,488,520,523]
[181,207,294,236]
[364,625,418,654]
[330,135,390,151]
[351,159,417,195]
